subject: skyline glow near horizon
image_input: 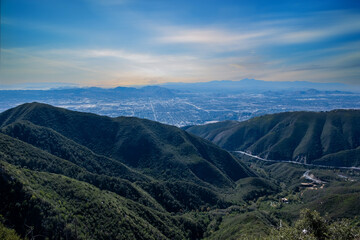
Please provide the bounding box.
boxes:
[0,0,360,88]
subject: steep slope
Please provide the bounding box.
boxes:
[0,120,149,182]
[186,110,360,166]
[0,103,260,239]
[0,132,163,210]
[0,102,253,188]
[0,124,224,213]
[0,161,205,240]
[2,103,359,239]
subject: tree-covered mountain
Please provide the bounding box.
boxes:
[185,110,360,167]
[0,159,202,240]
[0,102,253,187]
[0,103,261,239]
[1,103,359,239]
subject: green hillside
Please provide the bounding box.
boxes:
[1,103,359,239]
[0,103,261,239]
[186,110,360,167]
[0,161,204,240]
[203,154,360,239]
[0,103,253,187]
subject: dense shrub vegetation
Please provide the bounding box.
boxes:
[186,110,360,167]
[0,103,359,239]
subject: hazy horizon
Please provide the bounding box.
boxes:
[0,78,358,91]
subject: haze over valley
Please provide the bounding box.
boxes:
[1,79,360,127]
[1,0,360,239]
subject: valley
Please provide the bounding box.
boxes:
[0,103,359,239]
[3,0,360,238]
[1,81,360,127]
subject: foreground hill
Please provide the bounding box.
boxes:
[0,102,253,188]
[185,110,360,167]
[0,103,262,239]
[1,103,360,239]
[0,159,198,240]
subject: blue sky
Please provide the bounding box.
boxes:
[1,0,359,88]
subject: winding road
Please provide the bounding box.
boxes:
[234,151,360,171]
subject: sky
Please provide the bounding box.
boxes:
[0,0,359,88]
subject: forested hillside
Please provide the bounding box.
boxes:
[1,103,359,239]
[186,110,360,167]
[0,103,257,239]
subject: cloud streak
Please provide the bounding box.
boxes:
[1,4,359,87]
[155,11,360,51]
[2,39,358,88]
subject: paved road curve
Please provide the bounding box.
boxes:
[234,151,360,171]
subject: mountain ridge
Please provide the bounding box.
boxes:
[185,109,360,167]
[1,103,360,239]
[159,78,357,92]
[0,102,254,188]
[0,103,260,239]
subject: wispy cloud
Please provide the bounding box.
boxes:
[157,27,270,45]
[2,41,358,87]
[0,47,207,86]
[155,11,360,50]
[1,3,359,87]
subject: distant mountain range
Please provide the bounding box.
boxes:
[185,110,360,167]
[1,79,359,127]
[0,85,176,99]
[1,79,359,92]
[0,82,80,90]
[160,79,359,92]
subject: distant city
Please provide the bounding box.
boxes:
[1,79,360,127]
